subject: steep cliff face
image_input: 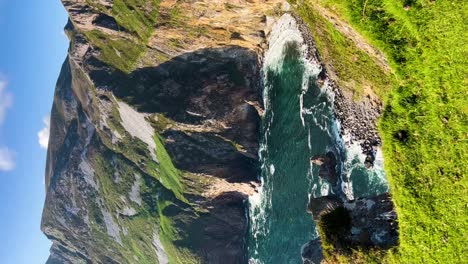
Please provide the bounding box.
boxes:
[42,0,285,263]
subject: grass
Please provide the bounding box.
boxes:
[317,207,352,258]
[112,0,160,40]
[293,0,468,262]
[148,134,186,202]
[79,96,198,262]
[84,30,145,73]
[294,3,396,99]
[80,0,161,72]
[86,141,199,263]
[317,207,389,263]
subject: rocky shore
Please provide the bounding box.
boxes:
[293,13,383,167]
[289,13,398,263]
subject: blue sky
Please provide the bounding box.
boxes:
[0,0,68,263]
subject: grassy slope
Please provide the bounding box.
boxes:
[71,3,207,262]
[296,0,467,262]
[84,0,161,72]
[76,75,197,262]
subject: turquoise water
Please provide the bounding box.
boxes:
[248,41,337,263]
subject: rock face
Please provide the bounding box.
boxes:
[42,0,284,263]
[302,239,324,264]
[310,152,338,185]
[294,14,383,167]
[344,193,399,248]
[303,193,398,264]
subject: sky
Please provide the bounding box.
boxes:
[0,0,68,263]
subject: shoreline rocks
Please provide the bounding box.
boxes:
[310,152,338,185]
[289,13,399,263]
[293,13,383,167]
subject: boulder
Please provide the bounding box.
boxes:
[310,151,338,185]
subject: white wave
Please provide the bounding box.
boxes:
[320,181,330,196]
[264,14,305,72]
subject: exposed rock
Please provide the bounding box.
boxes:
[203,176,259,198]
[92,13,123,32]
[310,151,338,185]
[293,13,383,167]
[43,1,399,263]
[128,174,142,206]
[287,10,399,262]
[152,227,169,264]
[308,195,342,221]
[302,239,324,264]
[344,193,399,249]
[306,192,398,260]
[117,101,159,162]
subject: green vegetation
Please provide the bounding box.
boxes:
[85,142,199,263]
[167,4,184,27]
[293,0,467,262]
[86,154,161,263]
[156,199,202,264]
[83,30,145,73]
[82,0,161,72]
[149,135,186,202]
[294,3,395,99]
[317,207,388,263]
[78,95,201,263]
[112,0,160,40]
[317,207,351,257]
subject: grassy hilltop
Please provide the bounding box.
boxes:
[293,0,467,262]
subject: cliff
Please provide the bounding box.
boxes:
[42,0,285,263]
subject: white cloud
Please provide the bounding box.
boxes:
[0,147,15,171]
[0,77,15,172]
[0,79,13,125]
[38,115,51,149]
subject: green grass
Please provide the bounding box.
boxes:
[294,0,468,262]
[86,143,198,263]
[294,3,396,99]
[81,0,161,72]
[148,134,186,202]
[112,0,160,40]
[84,30,145,73]
[317,207,352,258]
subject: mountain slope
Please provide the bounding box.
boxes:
[42,1,285,263]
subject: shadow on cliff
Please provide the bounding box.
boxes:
[89,46,262,184]
[85,46,262,263]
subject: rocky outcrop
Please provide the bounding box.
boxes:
[43,1,398,263]
[307,193,398,255]
[302,239,324,264]
[310,152,338,185]
[343,193,399,248]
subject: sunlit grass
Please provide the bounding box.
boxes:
[294,0,467,262]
